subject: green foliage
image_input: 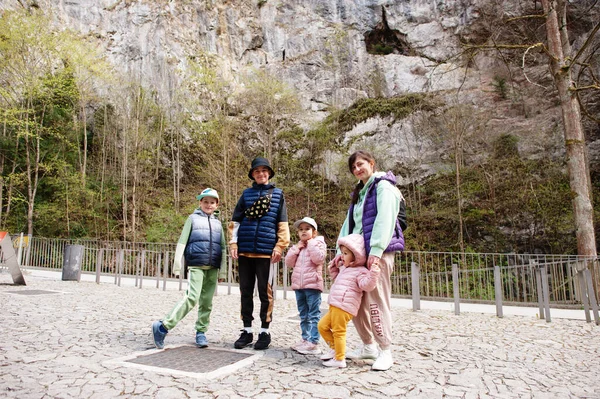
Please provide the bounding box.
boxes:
[324,94,432,134]
[372,44,394,55]
[492,76,508,99]
[144,200,188,243]
[493,134,519,159]
[406,156,579,253]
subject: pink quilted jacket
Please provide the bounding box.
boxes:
[285,236,326,291]
[327,264,380,316]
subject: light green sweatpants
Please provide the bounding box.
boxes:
[162,267,218,333]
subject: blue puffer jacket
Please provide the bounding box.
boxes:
[236,184,283,255]
[184,209,223,268]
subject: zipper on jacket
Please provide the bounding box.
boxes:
[299,247,305,287]
[208,215,213,266]
[252,188,263,252]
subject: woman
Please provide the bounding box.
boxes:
[329,150,405,371]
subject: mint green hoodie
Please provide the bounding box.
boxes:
[338,171,401,258]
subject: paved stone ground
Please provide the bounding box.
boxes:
[1,271,599,399]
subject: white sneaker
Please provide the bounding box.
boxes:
[346,343,379,360]
[320,348,336,360]
[291,340,307,352]
[322,358,346,368]
[297,342,322,355]
[371,349,393,371]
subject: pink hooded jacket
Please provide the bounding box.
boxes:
[327,234,380,316]
[285,235,326,291]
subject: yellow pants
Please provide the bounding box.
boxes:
[317,305,353,361]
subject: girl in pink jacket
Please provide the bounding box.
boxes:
[285,217,327,355]
[317,234,381,368]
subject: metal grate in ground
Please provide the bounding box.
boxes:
[6,290,60,295]
[107,345,262,380]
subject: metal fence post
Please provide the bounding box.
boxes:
[583,268,600,325]
[134,252,141,287]
[162,251,169,291]
[95,248,103,284]
[494,265,503,318]
[452,264,460,315]
[411,262,420,311]
[139,250,146,289]
[16,233,24,265]
[533,261,546,320]
[156,253,162,289]
[270,262,278,298]
[540,264,551,322]
[178,263,184,292]
[117,249,124,287]
[25,234,32,267]
[228,256,232,295]
[283,262,288,300]
[575,262,591,322]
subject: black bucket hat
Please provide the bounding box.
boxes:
[248,157,275,180]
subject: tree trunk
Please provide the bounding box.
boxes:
[455,145,465,253]
[81,103,88,187]
[541,0,597,258]
[0,112,6,228]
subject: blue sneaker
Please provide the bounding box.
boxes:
[196,332,208,348]
[152,321,167,349]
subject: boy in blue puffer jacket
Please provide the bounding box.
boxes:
[152,188,226,349]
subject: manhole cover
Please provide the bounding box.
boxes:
[108,345,262,379]
[6,290,59,295]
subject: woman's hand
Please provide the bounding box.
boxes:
[370,263,380,274]
[367,255,381,269]
[230,247,238,260]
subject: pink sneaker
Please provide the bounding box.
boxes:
[297,342,321,355]
[320,348,336,360]
[322,358,347,368]
[291,340,307,352]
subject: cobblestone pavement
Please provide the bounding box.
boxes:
[1,271,599,399]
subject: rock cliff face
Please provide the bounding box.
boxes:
[4,0,597,181]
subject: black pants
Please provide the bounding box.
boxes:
[238,256,274,329]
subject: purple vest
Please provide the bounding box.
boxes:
[348,171,405,256]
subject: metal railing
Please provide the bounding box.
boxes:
[3,235,598,309]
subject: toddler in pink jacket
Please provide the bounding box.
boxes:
[285,217,327,355]
[317,233,380,368]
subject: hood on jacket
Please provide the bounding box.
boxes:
[337,234,367,267]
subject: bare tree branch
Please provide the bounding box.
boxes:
[506,14,547,22]
[522,43,549,88]
[569,21,600,68]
